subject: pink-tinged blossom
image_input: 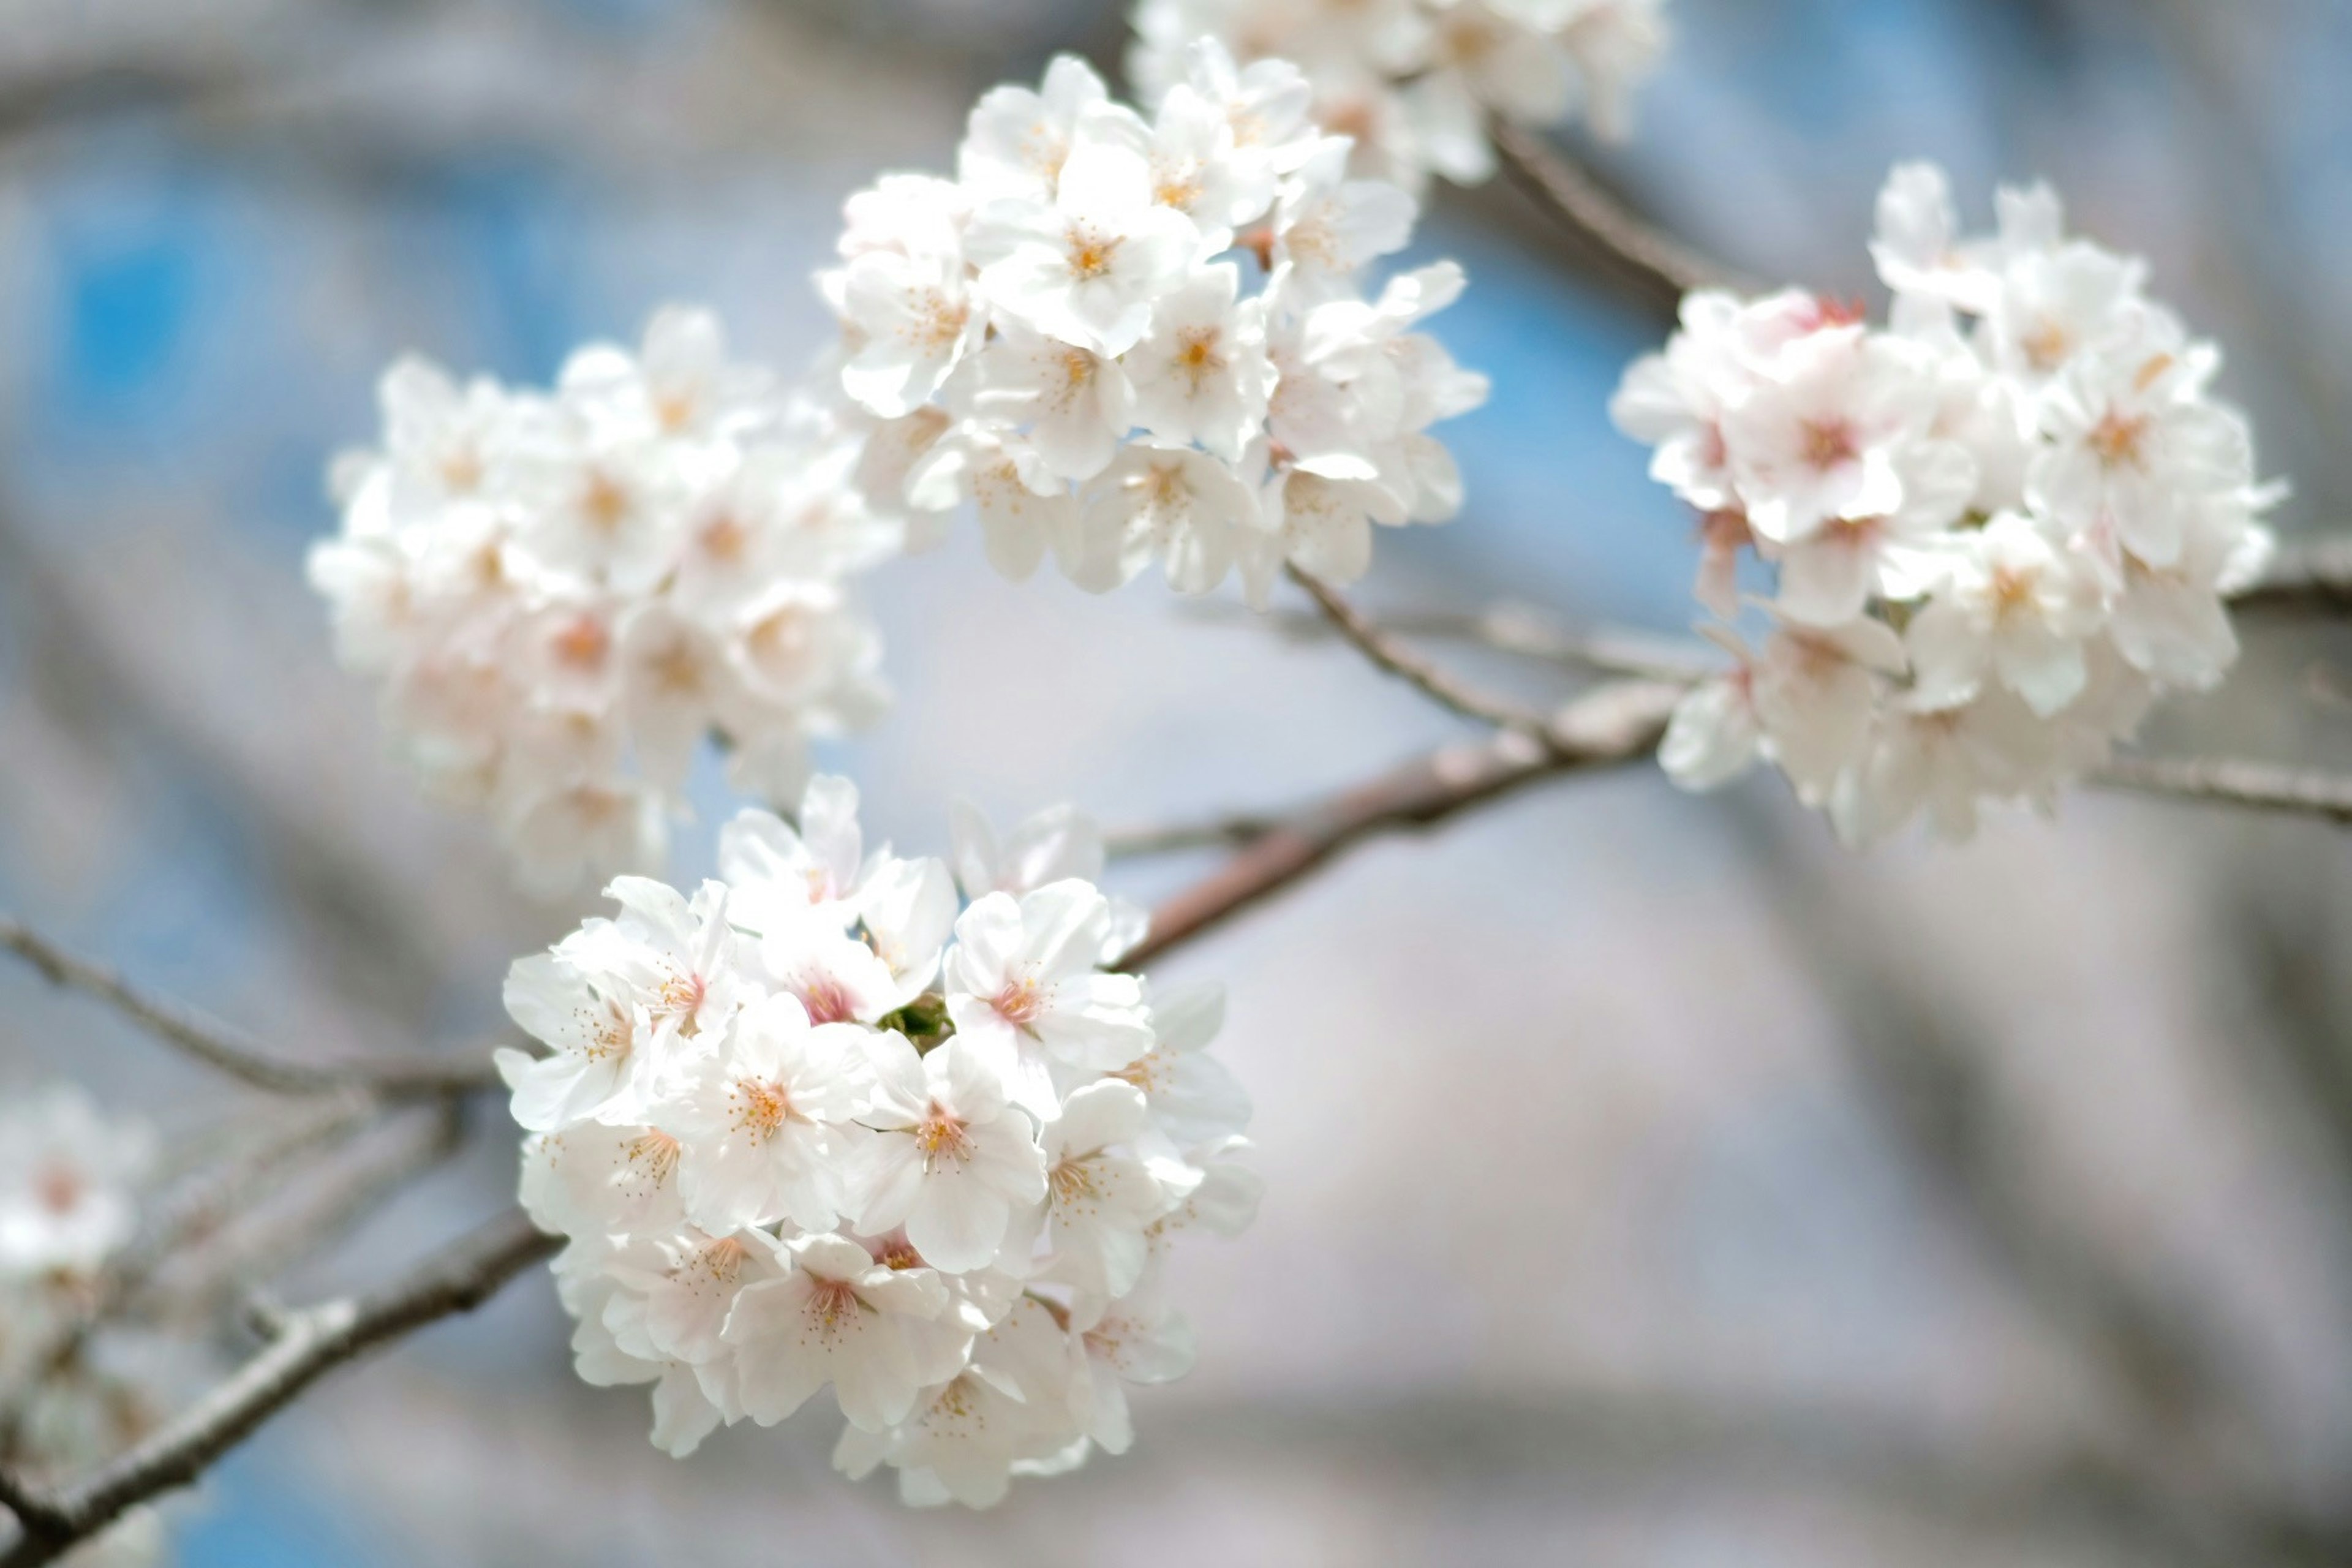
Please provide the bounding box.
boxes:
[1616,161,2276,842]
[813,48,1482,603]
[314,307,895,892]
[722,1232,966,1432]
[1129,1,1668,194]
[666,994,875,1234]
[944,883,1155,1116]
[856,1036,1050,1273]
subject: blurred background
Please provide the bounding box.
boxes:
[3,0,2352,1563]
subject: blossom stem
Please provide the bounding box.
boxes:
[0,915,502,1097]
[0,1208,557,1568]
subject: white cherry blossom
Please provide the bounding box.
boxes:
[814,50,1482,601]
[944,883,1154,1115]
[959,54,1114,202]
[667,994,875,1234]
[967,126,1197,357]
[1124,263,1277,461]
[857,1036,1051,1273]
[1067,1286,1196,1455]
[832,1295,1082,1507]
[1618,162,2276,841]
[724,1231,966,1432]
[1032,1081,1185,1297]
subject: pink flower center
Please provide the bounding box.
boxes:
[579,997,634,1061]
[551,613,609,672]
[624,1131,680,1189]
[687,1234,747,1284]
[34,1163,82,1216]
[1049,1158,1098,1208]
[1065,227,1123,281]
[914,1107,972,1170]
[696,513,748,564]
[993,976,1045,1029]
[798,975,858,1026]
[579,470,632,533]
[1798,418,1860,472]
[656,970,708,1031]
[2088,411,2150,470]
[805,1277,861,1335]
[729,1078,797,1141]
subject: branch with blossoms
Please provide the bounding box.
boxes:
[13,2,2352,1564]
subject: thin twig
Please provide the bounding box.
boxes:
[1489,117,1751,318]
[1121,678,1684,969]
[1106,813,1289,860]
[2094,756,2352,826]
[1243,598,1720,684]
[148,1104,470,1326]
[0,916,500,1097]
[0,1208,558,1567]
[1286,564,1552,734]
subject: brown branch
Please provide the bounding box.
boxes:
[1286,565,1551,733]
[1489,117,1752,320]
[0,1208,559,1567]
[2094,756,2352,827]
[1121,678,1684,969]
[0,915,500,1097]
[2228,535,2352,616]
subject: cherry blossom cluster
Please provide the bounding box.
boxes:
[814,45,1487,603]
[1612,162,2279,843]
[0,1086,168,1568]
[499,776,1258,1507]
[310,309,898,894]
[1129,0,1671,192]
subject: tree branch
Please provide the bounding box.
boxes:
[1229,595,1720,684]
[0,916,500,1097]
[0,1208,559,1567]
[1121,678,1684,969]
[150,1104,470,1329]
[2228,534,2352,615]
[1489,118,1752,321]
[1107,813,1290,861]
[2094,756,2352,826]
[1286,564,1551,733]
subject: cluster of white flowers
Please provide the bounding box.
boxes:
[310,309,899,894]
[1130,0,1670,192]
[500,776,1258,1506]
[0,1087,168,1568]
[815,44,1487,603]
[1612,162,2280,843]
